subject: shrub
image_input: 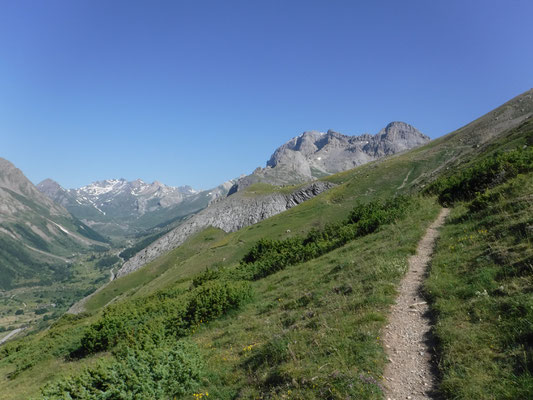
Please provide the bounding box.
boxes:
[425,147,533,205]
[238,196,414,280]
[79,311,127,354]
[185,280,252,327]
[42,340,203,399]
[191,267,224,288]
[78,281,251,356]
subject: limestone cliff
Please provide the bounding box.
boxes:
[116,181,334,277]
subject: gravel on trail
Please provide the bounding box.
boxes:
[383,208,449,400]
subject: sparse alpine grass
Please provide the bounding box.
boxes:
[1,110,532,399]
[425,146,533,206]
[426,172,533,399]
[0,195,437,400]
[237,195,414,280]
[191,196,441,399]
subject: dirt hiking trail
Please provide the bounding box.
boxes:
[383,207,449,400]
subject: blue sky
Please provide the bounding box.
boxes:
[1,0,532,189]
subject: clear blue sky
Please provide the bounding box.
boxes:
[1,0,532,189]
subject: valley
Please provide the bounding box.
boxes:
[0,89,531,399]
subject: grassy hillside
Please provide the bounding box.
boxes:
[0,184,109,291]
[425,169,532,397]
[0,165,114,340]
[0,90,531,399]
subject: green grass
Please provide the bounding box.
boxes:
[82,112,525,310]
[243,182,305,196]
[0,254,109,334]
[0,196,439,400]
[0,312,104,400]
[0,95,531,399]
[83,227,229,311]
[426,173,533,399]
[84,145,457,309]
[187,198,441,399]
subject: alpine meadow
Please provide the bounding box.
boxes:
[2,2,533,399]
[1,89,532,399]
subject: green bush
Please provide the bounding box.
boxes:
[238,196,414,280]
[426,147,533,205]
[42,340,203,399]
[78,281,251,356]
[191,267,225,288]
[185,280,252,327]
[79,311,128,354]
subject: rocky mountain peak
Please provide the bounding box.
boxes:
[231,121,430,193]
[36,178,66,198]
[178,185,198,195]
[372,121,429,155]
[0,158,49,200]
[379,121,427,141]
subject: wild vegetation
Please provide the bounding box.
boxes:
[0,95,531,399]
[42,341,204,400]
[237,195,413,280]
[425,146,533,205]
[0,254,110,338]
[5,196,421,399]
[425,172,532,398]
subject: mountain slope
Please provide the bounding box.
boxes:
[0,158,109,289]
[116,181,335,277]
[0,89,531,399]
[229,121,429,193]
[82,90,533,309]
[116,122,428,276]
[37,178,234,237]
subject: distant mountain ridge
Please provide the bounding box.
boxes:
[229,121,429,193]
[37,178,234,237]
[0,158,108,289]
[38,178,198,217]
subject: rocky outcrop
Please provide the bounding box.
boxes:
[229,121,429,192]
[116,181,335,277]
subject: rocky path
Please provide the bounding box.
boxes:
[383,208,449,400]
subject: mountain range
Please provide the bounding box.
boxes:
[34,121,427,240]
[0,120,430,289]
[115,121,429,274]
[0,118,428,292]
[37,178,234,237]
